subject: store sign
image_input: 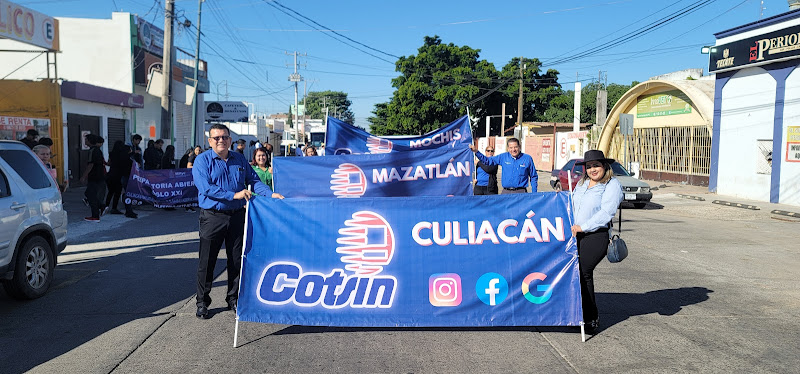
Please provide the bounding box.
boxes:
[0,0,59,50]
[136,17,164,57]
[0,115,50,140]
[205,101,248,122]
[636,90,692,118]
[709,24,800,73]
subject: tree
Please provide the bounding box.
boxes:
[538,81,639,124]
[369,36,502,136]
[303,90,355,124]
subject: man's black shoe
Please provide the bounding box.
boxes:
[227,300,237,312]
[196,305,209,319]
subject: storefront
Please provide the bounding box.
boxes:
[60,81,142,185]
[0,80,64,181]
[597,78,715,186]
[707,9,800,206]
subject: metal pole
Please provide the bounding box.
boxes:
[190,0,204,148]
[517,57,524,127]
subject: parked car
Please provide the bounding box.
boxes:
[550,158,653,208]
[0,140,68,299]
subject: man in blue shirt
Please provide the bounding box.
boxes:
[192,124,284,319]
[469,138,538,193]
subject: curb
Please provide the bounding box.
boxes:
[712,200,760,210]
[675,193,706,201]
[771,210,800,218]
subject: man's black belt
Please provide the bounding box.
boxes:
[203,207,244,214]
[503,187,526,191]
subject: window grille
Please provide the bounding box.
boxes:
[609,125,711,176]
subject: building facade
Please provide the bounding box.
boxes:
[707,9,800,206]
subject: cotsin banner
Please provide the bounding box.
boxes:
[237,193,582,327]
[273,147,473,198]
[325,116,472,155]
[125,163,198,208]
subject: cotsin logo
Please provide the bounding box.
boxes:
[330,163,367,197]
[521,272,553,304]
[476,273,508,306]
[367,136,393,154]
[256,211,396,308]
[429,273,462,306]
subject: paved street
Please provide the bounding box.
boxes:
[2,182,799,373]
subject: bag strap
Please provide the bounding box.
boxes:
[617,206,622,236]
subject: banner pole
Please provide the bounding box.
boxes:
[568,170,586,342]
[233,186,253,348]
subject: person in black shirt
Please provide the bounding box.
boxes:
[21,129,39,149]
[178,147,193,168]
[144,139,164,169]
[130,134,143,168]
[80,134,107,222]
[161,145,176,169]
[186,145,202,168]
[105,141,132,215]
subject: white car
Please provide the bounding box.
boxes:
[0,140,67,299]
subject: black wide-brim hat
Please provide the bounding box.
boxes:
[576,150,615,165]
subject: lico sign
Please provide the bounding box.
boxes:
[0,0,59,51]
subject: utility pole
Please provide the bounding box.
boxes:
[161,0,175,142]
[286,51,305,150]
[517,57,524,128]
[501,103,506,137]
[302,79,307,143]
[190,0,204,148]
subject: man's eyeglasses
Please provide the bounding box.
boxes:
[485,149,495,152]
[210,135,231,142]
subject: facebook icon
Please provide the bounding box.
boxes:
[475,273,508,306]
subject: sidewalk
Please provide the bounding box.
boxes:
[640,178,800,221]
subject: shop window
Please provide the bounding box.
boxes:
[756,139,772,175]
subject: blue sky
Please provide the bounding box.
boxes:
[18,0,791,127]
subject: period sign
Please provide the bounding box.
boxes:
[636,90,692,118]
[0,0,59,50]
[709,23,800,73]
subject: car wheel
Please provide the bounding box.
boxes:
[2,236,54,300]
[633,202,647,209]
[554,181,562,192]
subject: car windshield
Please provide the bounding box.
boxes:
[611,162,631,176]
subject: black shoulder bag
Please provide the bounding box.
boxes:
[607,207,628,263]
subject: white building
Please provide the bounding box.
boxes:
[707,8,800,206]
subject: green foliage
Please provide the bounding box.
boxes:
[369,36,503,136]
[538,81,639,124]
[303,90,355,124]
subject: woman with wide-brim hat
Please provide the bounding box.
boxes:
[570,150,623,333]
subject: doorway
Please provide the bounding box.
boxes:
[67,113,101,186]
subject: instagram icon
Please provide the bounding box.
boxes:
[429,273,462,307]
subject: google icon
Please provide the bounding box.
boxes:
[521,272,552,304]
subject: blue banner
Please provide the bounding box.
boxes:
[238,193,583,327]
[273,148,474,198]
[125,163,198,208]
[325,116,473,155]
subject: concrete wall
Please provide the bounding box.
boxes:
[0,14,133,93]
[717,67,776,201]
